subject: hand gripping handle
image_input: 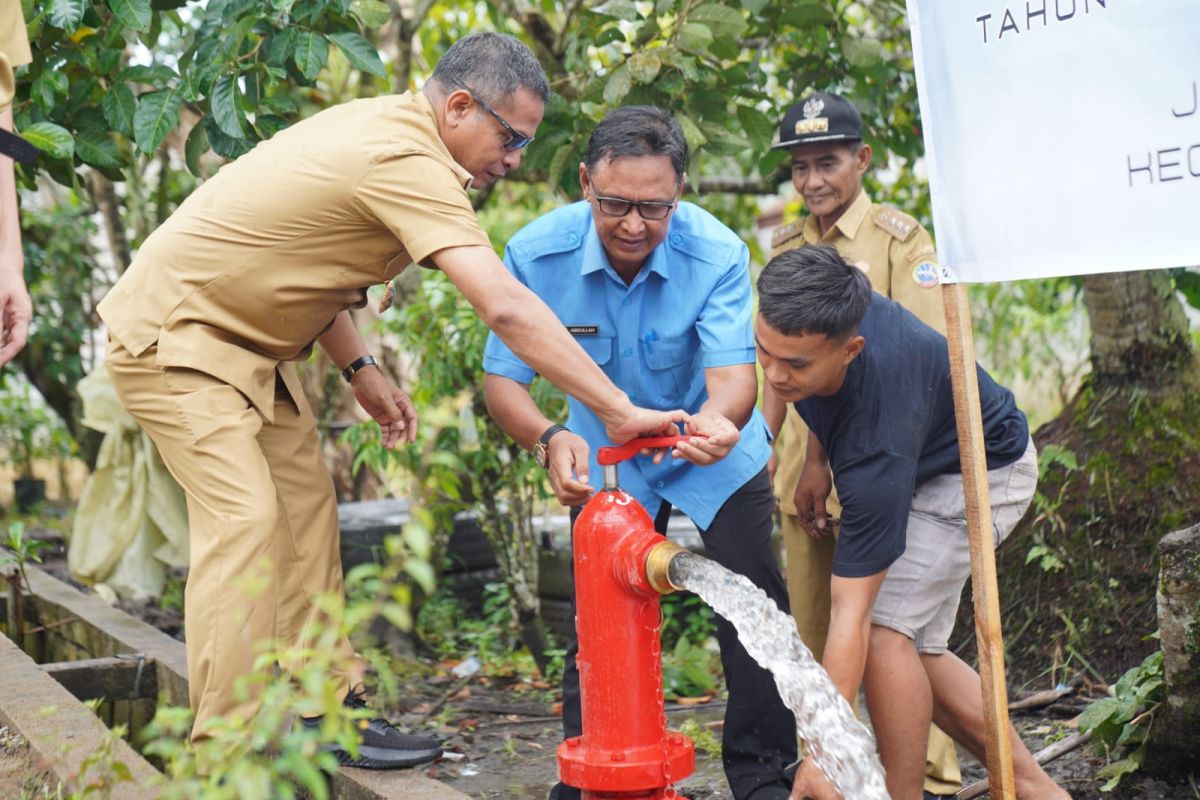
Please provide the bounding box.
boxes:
[597,435,700,465]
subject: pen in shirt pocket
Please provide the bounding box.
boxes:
[644,329,658,352]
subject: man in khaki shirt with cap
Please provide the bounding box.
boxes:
[100,32,685,766]
[760,91,961,798]
[0,0,34,367]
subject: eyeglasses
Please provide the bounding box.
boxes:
[593,194,677,221]
[446,77,535,151]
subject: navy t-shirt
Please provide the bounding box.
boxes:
[794,293,1029,578]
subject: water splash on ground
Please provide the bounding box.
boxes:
[669,552,888,799]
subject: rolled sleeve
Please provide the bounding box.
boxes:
[354,152,491,267]
[696,241,756,368]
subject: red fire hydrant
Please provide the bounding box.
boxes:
[556,435,695,799]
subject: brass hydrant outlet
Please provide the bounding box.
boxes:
[645,540,687,595]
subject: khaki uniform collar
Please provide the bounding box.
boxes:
[803,190,872,243]
[411,91,474,189]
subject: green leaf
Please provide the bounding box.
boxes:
[48,0,86,31]
[689,4,747,38]
[594,26,625,47]
[843,37,884,68]
[255,114,290,139]
[782,1,831,27]
[404,559,435,593]
[678,22,713,54]
[185,118,209,176]
[203,115,253,159]
[632,17,660,46]
[74,128,122,167]
[133,87,182,155]
[676,113,708,149]
[350,0,391,28]
[211,74,247,139]
[603,63,632,105]
[709,34,740,60]
[266,27,298,67]
[108,0,153,31]
[102,84,138,138]
[591,0,639,21]
[326,31,386,78]
[380,602,412,631]
[1078,696,1121,734]
[31,70,69,112]
[1096,748,1144,791]
[737,105,775,152]
[21,122,75,160]
[293,31,329,82]
[627,51,662,84]
[741,0,769,13]
[116,64,178,86]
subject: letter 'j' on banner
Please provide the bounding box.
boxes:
[905,0,1200,284]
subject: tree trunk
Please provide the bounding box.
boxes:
[86,172,131,275]
[1145,524,1200,775]
[957,271,1200,694]
[1081,270,1191,381]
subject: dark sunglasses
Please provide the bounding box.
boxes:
[446,77,534,151]
[594,194,676,221]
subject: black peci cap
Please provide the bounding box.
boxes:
[772,91,863,150]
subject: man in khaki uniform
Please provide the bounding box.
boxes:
[760,92,960,798]
[0,0,34,367]
[100,33,684,766]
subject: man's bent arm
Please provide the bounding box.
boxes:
[822,571,887,703]
[701,363,758,430]
[317,310,372,369]
[0,105,31,366]
[761,381,787,439]
[483,373,551,450]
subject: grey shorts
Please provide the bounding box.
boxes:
[871,438,1038,654]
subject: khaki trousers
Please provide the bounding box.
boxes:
[106,340,358,741]
[782,510,962,794]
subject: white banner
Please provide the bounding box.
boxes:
[906,0,1200,283]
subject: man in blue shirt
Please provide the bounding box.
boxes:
[483,106,796,800]
[755,245,1069,800]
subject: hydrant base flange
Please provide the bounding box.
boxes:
[557,731,695,793]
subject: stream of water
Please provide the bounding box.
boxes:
[669,552,889,799]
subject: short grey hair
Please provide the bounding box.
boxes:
[430,32,550,106]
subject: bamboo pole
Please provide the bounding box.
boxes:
[941,282,1017,800]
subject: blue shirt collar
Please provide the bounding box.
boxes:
[578,208,672,284]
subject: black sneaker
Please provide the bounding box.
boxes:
[302,690,443,770]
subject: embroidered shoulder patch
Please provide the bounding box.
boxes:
[873,207,919,242]
[771,220,803,248]
[912,261,940,289]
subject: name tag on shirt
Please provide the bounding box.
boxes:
[567,325,599,336]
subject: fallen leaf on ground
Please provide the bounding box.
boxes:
[674,696,713,706]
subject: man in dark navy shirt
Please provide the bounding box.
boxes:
[755,245,1069,800]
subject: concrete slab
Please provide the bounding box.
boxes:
[0,632,161,799]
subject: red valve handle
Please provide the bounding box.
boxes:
[597,434,705,465]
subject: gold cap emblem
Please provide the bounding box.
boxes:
[796,96,829,135]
